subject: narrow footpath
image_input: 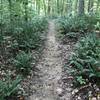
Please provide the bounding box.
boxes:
[29,21,73,100]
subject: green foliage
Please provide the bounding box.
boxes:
[32,16,48,32]
[76,76,86,85]
[69,33,100,85]
[11,17,48,50]
[0,3,48,98]
[13,51,32,75]
[57,15,100,35]
[0,75,22,100]
[66,32,79,39]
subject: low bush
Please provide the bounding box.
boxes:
[68,33,100,86]
[65,32,79,39]
[57,15,100,35]
[11,17,48,51]
[13,51,33,75]
[0,75,22,100]
[0,16,48,100]
[32,16,48,32]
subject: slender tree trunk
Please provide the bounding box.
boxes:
[88,0,94,14]
[24,0,28,23]
[78,0,85,16]
[8,0,13,33]
[37,0,40,15]
[67,0,72,15]
[0,0,6,57]
[74,0,78,15]
[62,0,65,16]
[48,0,51,15]
[0,0,3,35]
[57,0,60,15]
[96,0,100,14]
[43,0,46,15]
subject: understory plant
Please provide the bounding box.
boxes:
[0,75,22,100]
[13,51,33,75]
[69,33,100,85]
[11,17,48,51]
[0,16,48,99]
[57,15,100,36]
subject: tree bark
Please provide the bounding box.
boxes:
[48,0,51,15]
[8,0,13,33]
[66,0,72,15]
[88,0,94,14]
[74,0,78,15]
[24,0,28,23]
[0,0,3,35]
[43,0,46,15]
[78,0,85,16]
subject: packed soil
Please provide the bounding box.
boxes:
[25,20,75,100]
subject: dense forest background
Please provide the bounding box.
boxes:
[0,0,100,35]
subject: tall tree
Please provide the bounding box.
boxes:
[66,0,73,15]
[8,0,13,33]
[74,0,78,15]
[78,0,85,16]
[24,0,28,22]
[48,0,51,15]
[88,0,94,14]
[43,0,47,15]
[57,0,60,14]
[96,0,100,14]
[0,0,3,35]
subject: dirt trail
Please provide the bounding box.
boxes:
[28,21,72,100]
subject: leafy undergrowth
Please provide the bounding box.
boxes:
[57,15,100,40]
[68,33,100,100]
[0,16,48,100]
[58,15,100,34]
[57,15,100,100]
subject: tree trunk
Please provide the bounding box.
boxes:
[88,0,94,14]
[96,0,100,14]
[78,0,85,16]
[23,0,28,23]
[8,0,14,33]
[43,0,46,15]
[48,0,51,15]
[67,0,72,15]
[74,0,78,15]
[0,0,3,35]
[57,0,60,15]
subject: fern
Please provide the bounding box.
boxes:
[13,51,33,75]
[0,75,22,100]
[69,33,100,85]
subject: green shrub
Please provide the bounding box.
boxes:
[32,16,48,32]
[0,75,22,100]
[13,51,32,75]
[57,15,100,35]
[69,33,100,85]
[76,76,86,85]
[13,31,42,50]
[12,17,48,50]
[65,32,79,39]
